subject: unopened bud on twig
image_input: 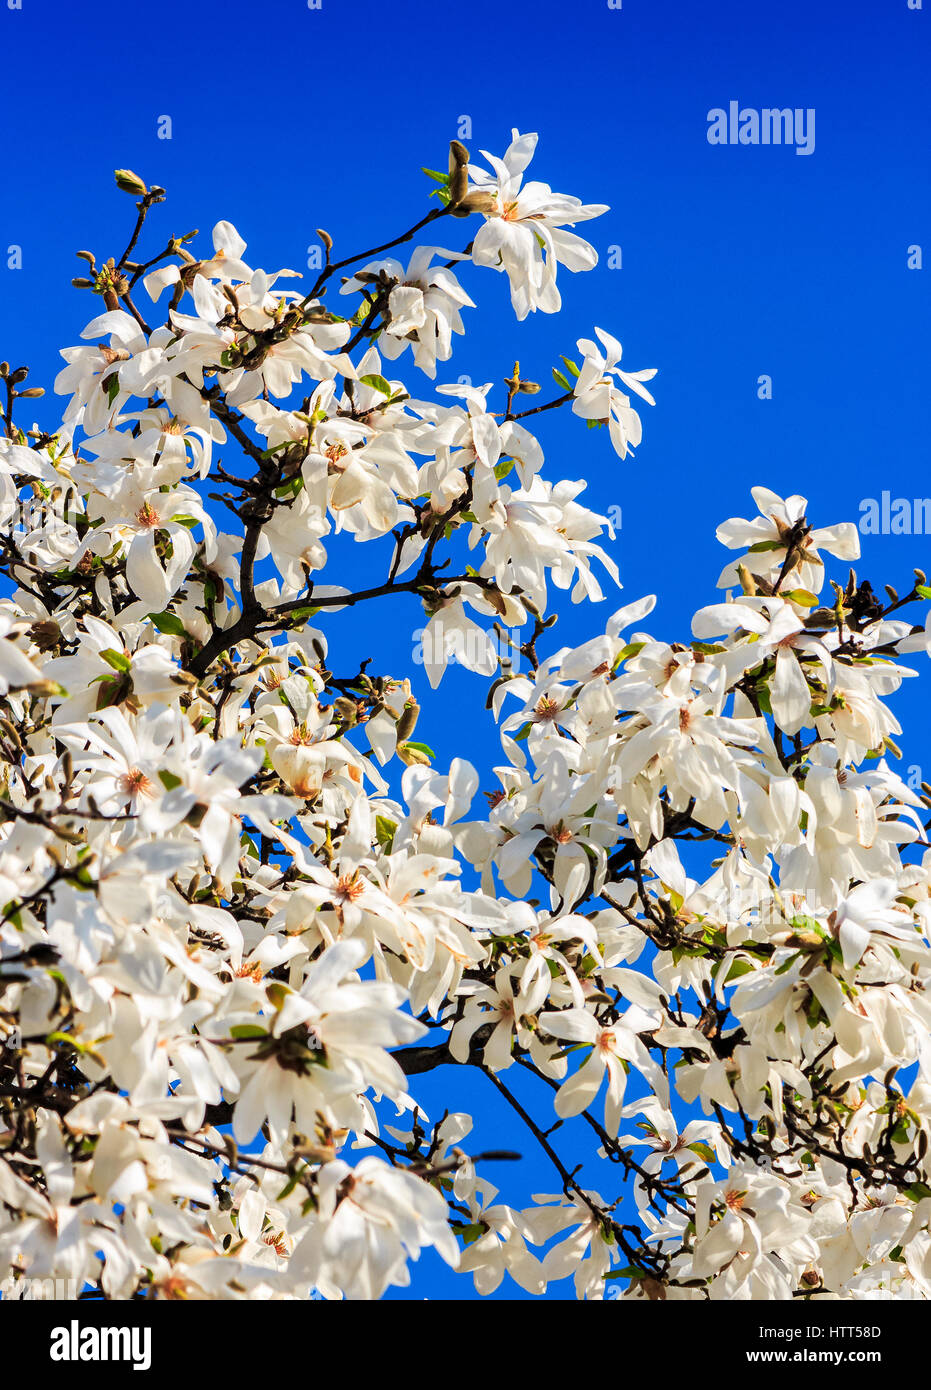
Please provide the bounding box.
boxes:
[737,564,758,596]
[396,698,419,743]
[114,168,148,197]
[448,140,470,208]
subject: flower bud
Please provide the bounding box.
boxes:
[737,564,758,596]
[332,696,359,727]
[397,741,430,767]
[448,164,469,208]
[455,190,498,216]
[785,931,824,951]
[114,168,148,196]
[396,698,419,743]
[448,139,470,172]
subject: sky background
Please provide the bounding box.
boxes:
[1,0,929,1298]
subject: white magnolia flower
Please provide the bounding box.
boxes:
[572,327,656,460]
[538,1004,669,1136]
[716,485,860,593]
[341,246,474,377]
[468,130,608,319]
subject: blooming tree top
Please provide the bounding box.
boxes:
[1,133,931,1301]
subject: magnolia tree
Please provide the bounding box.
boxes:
[1,131,931,1304]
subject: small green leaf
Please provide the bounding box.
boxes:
[783,588,818,608]
[95,673,131,709]
[99,647,131,673]
[148,610,187,637]
[375,815,397,851]
[359,373,392,398]
[754,681,773,716]
[451,1221,486,1247]
[723,957,755,983]
[614,641,646,666]
[402,740,435,758]
[287,605,320,624]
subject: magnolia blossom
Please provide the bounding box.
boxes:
[572,327,657,460]
[340,247,474,377]
[539,1003,669,1136]
[1,132,931,1308]
[468,130,608,319]
[717,485,860,593]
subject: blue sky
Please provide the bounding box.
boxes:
[1,0,930,1298]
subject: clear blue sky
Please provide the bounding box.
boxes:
[1,0,929,1298]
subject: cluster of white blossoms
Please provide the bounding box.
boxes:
[1,134,931,1303]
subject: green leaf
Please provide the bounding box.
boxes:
[614,641,646,667]
[916,585,931,601]
[375,815,397,851]
[450,1221,486,1247]
[99,647,131,673]
[359,373,392,398]
[552,368,571,391]
[783,588,818,608]
[723,957,755,983]
[805,991,825,1029]
[403,740,435,758]
[229,1024,268,1041]
[104,373,120,406]
[95,673,131,710]
[754,681,773,716]
[560,355,581,378]
[421,167,450,186]
[158,770,182,791]
[148,610,187,637]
